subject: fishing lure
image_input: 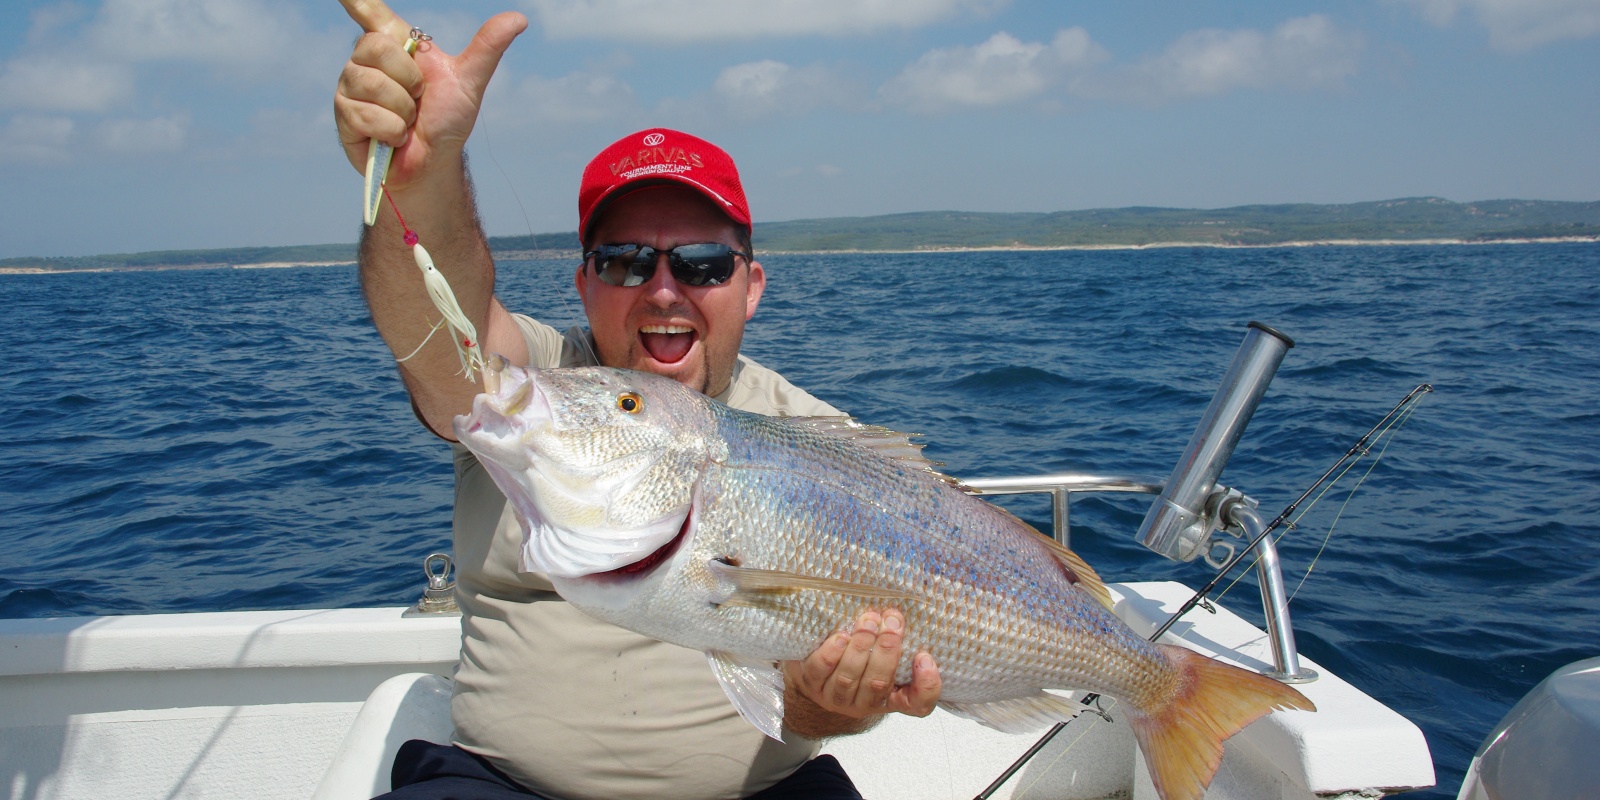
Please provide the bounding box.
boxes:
[363,27,427,227]
[360,27,486,383]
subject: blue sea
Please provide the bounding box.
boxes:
[3,243,1598,797]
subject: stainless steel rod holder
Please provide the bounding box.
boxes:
[1135,321,1295,562]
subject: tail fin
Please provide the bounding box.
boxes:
[1126,645,1315,800]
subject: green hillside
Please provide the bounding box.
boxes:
[4,197,1595,272]
[753,198,1600,251]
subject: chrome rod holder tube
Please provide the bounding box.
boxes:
[1136,321,1295,562]
[1229,504,1318,683]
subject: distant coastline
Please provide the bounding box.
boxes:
[6,236,1599,275]
[759,234,1600,256]
[4,196,1596,274]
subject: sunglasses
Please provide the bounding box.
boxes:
[584,243,751,288]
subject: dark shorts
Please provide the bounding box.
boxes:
[374,739,863,800]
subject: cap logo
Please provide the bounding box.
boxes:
[609,146,705,180]
[642,132,665,146]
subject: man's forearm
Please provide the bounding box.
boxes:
[358,152,497,433]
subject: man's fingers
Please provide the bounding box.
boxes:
[799,629,848,685]
[454,12,529,102]
[826,612,880,708]
[858,610,906,707]
[888,652,941,717]
[340,61,418,125]
[350,32,424,101]
[337,0,411,43]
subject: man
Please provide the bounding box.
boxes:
[333,4,941,799]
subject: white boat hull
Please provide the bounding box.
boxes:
[0,583,1434,800]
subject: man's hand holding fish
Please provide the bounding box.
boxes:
[783,609,944,736]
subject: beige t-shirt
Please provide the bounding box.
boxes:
[449,315,842,800]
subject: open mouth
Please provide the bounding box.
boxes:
[640,324,696,365]
[597,512,691,580]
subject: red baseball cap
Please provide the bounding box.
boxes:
[578,128,752,244]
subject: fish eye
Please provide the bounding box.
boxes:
[617,392,644,413]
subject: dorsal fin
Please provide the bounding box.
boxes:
[787,416,966,489]
[988,504,1115,610]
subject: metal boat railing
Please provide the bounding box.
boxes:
[962,474,1161,550]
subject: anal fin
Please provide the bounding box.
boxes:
[940,690,1088,734]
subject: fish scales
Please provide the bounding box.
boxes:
[455,364,1315,800]
[695,401,1170,703]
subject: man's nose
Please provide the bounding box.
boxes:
[643,253,684,305]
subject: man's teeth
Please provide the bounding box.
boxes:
[641,325,693,335]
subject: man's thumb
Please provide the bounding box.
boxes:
[457,12,529,101]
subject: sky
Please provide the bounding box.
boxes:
[1,0,1597,259]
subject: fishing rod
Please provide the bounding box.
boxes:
[974,382,1433,800]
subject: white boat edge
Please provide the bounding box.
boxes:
[0,581,1436,800]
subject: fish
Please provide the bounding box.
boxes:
[454,362,1315,800]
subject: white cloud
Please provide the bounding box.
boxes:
[24,2,91,46]
[525,0,1006,41]
[715,61,793,102]
[642,59,865,126]
[1093,15,1362,102]
[89,0,289,64]
[241,106,335,159]
[84,0,344,83]
[1400,0,1600,52]
[711,60,861,120]
[96,114,189,153]
[875,16,1362,113]
[879,29,1108,113]
[487,71,639,128]
[0,58,133,113]
[0,115,76,165]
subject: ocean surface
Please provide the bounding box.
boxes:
[3,243,1598,797]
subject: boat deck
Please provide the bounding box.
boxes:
[0,581,1433,800]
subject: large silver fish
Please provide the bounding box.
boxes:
[455,362,1314,800]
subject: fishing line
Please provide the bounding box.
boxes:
[1283,393,1426,603]
[975,383,1433,800]
[1011,696,1120,799]
[475,112,602,367]
[1213,387,1428,605]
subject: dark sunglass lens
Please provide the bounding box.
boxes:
[594,246,653,287]
[669,244,739,286]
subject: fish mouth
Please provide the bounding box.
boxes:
[639,323,697,365]
[457,357,552,451]
[592,510,692,582]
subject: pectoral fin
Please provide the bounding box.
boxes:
[707,560,915,610]
[706,650,787,741]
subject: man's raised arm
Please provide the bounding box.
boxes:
[333,1,528,438]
